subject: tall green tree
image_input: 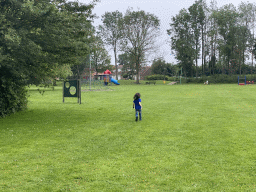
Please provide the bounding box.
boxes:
[214,4,240,74]
[118,52,136,79]
[98,11,123,80]
[119,8,160,83]
[208,0,218,75]
[91,34,111,74]
[254,43,256,60]
[199,0,209,74]
[238,2,256,74]
[0,0,98,117]
[188,0,205,77]
[151,58,174,77]
[168,8,195,77]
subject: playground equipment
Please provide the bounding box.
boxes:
[80,69,120,91]
[246,80,254,84]
[110,78,120,85]
[238,76,246,85]
[103,69,120,85]
[63,80,81,104]
[81,78,107,91]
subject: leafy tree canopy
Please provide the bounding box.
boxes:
[151,57,175,76]
[0,0,99,117]
[0,0,99,86]
[119,7,160,83]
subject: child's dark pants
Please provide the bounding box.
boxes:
[135,109,142,121]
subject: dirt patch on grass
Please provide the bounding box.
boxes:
[168,82,178,85]
[81,89,113,92]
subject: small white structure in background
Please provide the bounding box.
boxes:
[204,80,208,85]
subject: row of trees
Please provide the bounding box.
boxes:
[167,0,256,77]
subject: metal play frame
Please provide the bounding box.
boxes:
[238,76,246,85]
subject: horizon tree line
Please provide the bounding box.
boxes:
[167,0,256,77]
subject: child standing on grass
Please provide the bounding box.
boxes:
[133,93,142,121]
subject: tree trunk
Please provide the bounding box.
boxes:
[210,37,213,75]
[196,43,198,78]
[77,65,80,80]
[201,26,204,75]
[114,42,118,80]
[252,51,254,74]
[213,31,216,75]
[136,62,140,84]
[239,51,242,75]
[95,57,98,79]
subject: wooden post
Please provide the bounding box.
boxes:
[63,81,65,103]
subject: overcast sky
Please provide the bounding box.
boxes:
[79,0,256,66]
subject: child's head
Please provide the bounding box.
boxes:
[133,93,141,100]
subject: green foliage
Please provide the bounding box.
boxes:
[145,74,256,84]
[168,1,256,77]
[122,73,128,78]
[243,74,256,81]
[167,76,180,81]
[91,33,111,73]
[146,74,171,80]
[151,58,175,76]
[98,10,123,80]
[0,66,28,118]
[118,52,136,79]
[168,9,195,77]
[151,58,166,75]
[0,0,98,117]
[98,10,123,46]
[185,75,238,84]
[120,8,160,83]
[254,43,256,60]
[52,64,73,80]
[188,0,205,77]
[147,73,183,81]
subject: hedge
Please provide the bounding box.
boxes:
[145,74,256,84]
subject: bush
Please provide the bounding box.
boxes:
[123,73,128,79]
[146,74,170,80]
[244,74,256,81]
[0,67,28,118]
[167,76,179,81]
[139,74,256,84]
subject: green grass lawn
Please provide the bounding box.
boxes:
[1,83,256,191]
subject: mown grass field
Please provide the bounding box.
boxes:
[0,82,256,191]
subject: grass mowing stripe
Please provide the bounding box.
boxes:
[0,84,256,191]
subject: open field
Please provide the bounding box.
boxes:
[1,83,256,191]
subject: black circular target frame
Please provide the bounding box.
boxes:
[63,80,81,104]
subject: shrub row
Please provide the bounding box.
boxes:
[186,75,256,84]
[146,74,256,84]
[146,75,179,81]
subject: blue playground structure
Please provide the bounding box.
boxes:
[110,78,120,85]
[103,69,120,86]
